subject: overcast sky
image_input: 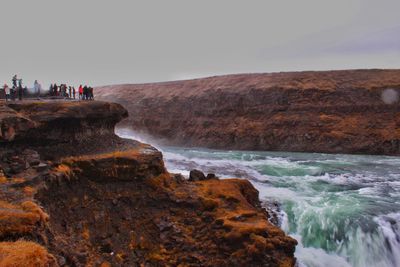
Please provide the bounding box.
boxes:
[0,0,399,87]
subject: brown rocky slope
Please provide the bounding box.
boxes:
[0,100,296,266]
[96,69,400,155]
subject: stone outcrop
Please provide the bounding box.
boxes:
[0,101,296,266]
[0,101,127,144]
[96,69,400,155]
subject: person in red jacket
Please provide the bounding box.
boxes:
[78,85,83,100]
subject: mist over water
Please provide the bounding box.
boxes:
[117,128,400,267]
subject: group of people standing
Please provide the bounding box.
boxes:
[78,85,95,100]
[48,84,94,100]
[2,75,27,101]
[1,74,95,101]
[49,84,75,98]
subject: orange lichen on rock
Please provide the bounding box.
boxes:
[0,241,58,267]
[194,178,297,266]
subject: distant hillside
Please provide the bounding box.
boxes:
[96,69,400,155]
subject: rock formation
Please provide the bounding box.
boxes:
[96,69,400,155]
[0,101,296,266]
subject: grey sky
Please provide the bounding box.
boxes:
[1,0,399,87]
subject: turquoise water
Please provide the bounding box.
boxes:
[118,129,400,267]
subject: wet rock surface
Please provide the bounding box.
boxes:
[0,101,296,266]
[96,69,400,155]
[189,169,206,181]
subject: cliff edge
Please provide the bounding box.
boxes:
[96,69,400,155]
[0,101,296,266]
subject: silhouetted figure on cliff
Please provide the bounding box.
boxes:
[89,87,94,100]
[68,86,72,98]
[12,75,17,89]
[34,80,41,97]
[18,79,23,101]
[53,84,58,96]
[83,86,88,100]
[10,87,15,101]
[3,84,10,101]
[61,84,66,97]
[78,85,83,100]
[72,86,76,99]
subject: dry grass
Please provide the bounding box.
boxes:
[62,148,143,164]
[0,240,58,267]
[195,179,270,237]
[23,186,36,197]
[11,177,25,184]
[0,201,49,236]
[0,176,7,184]
[54,164,72,175]
[81,225,90,240]
[21,201,49,222]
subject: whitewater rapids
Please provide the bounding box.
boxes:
[117,128,400,267]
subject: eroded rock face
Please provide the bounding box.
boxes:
[0,105,35,142]
[0,101,297,267]
[35,149,296,266]
[0,101,127,144]
[96,69,400,155]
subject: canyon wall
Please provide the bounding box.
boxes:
[96,69,400,155]
[0,101,296,266]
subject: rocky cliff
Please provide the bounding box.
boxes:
[0,100,296,266]
[96,69,400,155]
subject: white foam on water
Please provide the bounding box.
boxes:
[293,234,352,267]
[167,169,190,177]
[163,152,270,182]
[371,212,400,266]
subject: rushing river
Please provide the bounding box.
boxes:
[118,129,400,267]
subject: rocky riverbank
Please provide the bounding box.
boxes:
[0,100,296,266]
[96,69,400,155]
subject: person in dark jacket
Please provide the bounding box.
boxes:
[12,75,17,88]
[18,79,23,100]
[55,84,58,96]
[83,85,88,100]
[89,87,93,100]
